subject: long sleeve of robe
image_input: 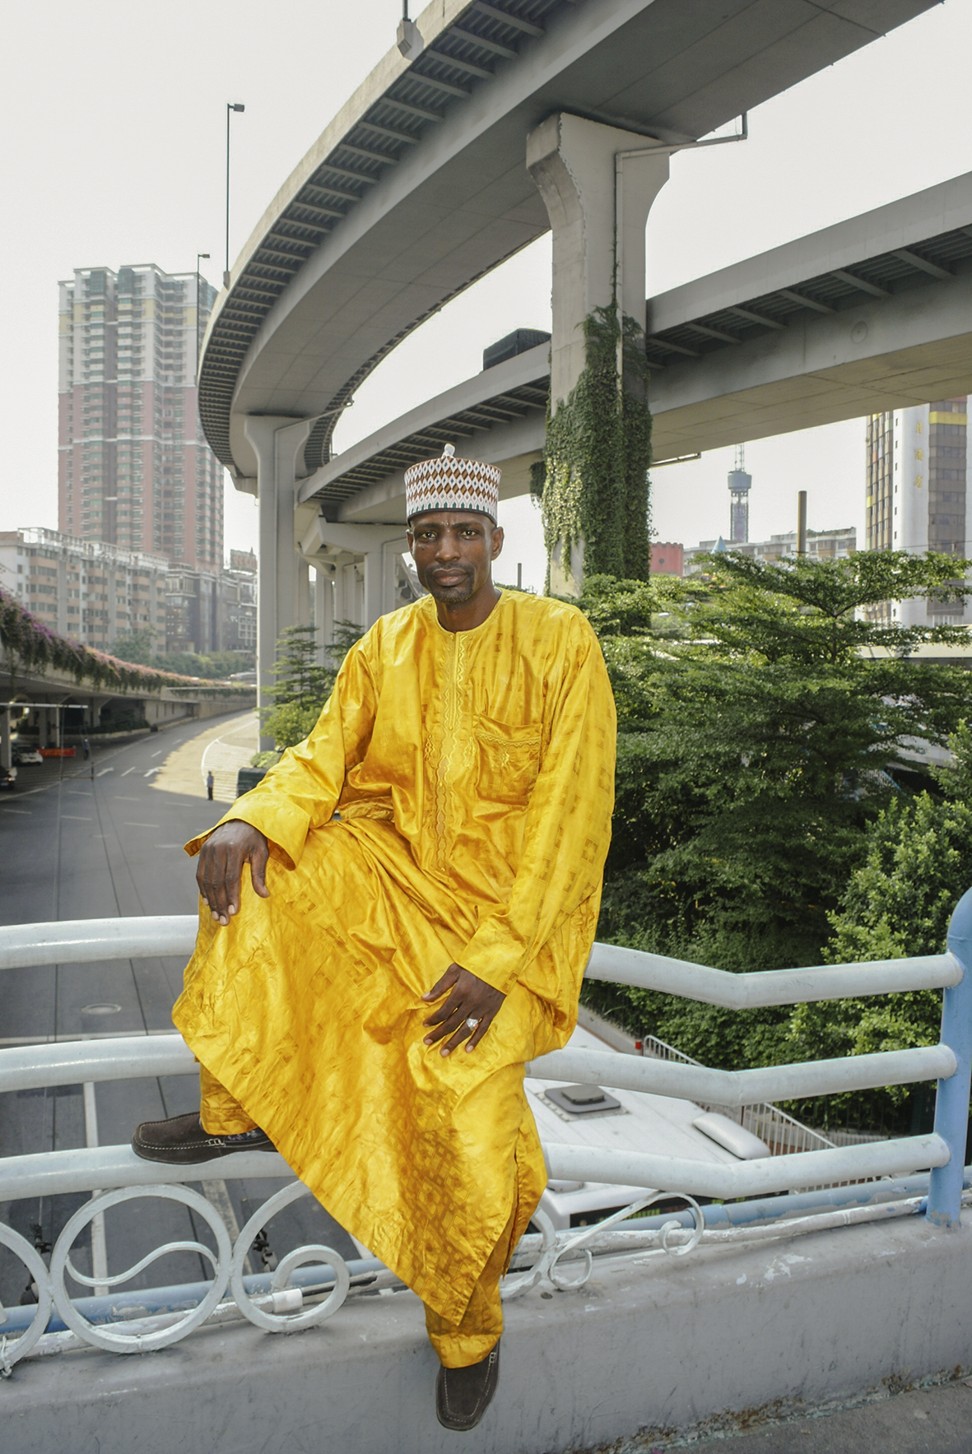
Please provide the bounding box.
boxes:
[174,589,616,1322]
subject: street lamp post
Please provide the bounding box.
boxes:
[195,252,210,379]
[225,102,245,289]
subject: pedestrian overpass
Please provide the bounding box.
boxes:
[0,650,255,774]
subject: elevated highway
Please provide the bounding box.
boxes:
[201,0,936,486]
[194,0,938,678]
[298,171,972,587]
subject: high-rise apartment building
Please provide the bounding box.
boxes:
[865,397,971,626]
[58,264,223,573]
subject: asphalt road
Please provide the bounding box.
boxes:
[0,719,357,1311]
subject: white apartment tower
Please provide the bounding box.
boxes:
[58,264,223,573]
[865,397,971,626]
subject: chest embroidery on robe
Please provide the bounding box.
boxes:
[429,632,475,869]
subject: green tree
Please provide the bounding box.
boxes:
[111,628,158,665]
[578,553,972,1066]
[783,722,972,1128]
[259,621,361,753]
[153,648,254,679]
[110,633,254,680]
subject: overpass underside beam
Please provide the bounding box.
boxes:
[650,273,972,460]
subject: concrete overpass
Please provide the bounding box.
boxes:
[195,0,938,676]
[297,169,972,620]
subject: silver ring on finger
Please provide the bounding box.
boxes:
[465,1017,481,1031]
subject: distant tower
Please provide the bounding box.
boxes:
[728,444,752,544]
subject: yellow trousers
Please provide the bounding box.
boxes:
[200,1066,506,1367]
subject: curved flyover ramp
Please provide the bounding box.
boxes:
[199,0,937,489]
[297,171,972,531]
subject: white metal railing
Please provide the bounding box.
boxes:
[639,1034,838,1155]
[1,892,971,1373]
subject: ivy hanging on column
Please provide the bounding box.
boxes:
[537,303,652,589]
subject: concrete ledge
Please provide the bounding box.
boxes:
[6,1211,972,1452]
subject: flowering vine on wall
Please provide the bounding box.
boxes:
[0,588,248,696]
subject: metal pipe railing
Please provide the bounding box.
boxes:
[928,893,972,1225]
[585,941,963,1004]
[0,1034,955,1107]
[0,1130,951,1208]
[1,889,971,1370]
[1,887,970,1219]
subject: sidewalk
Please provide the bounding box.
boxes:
[151,711,260,804]
[647,1375,972,1452]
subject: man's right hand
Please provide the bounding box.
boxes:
[196,820,270,925]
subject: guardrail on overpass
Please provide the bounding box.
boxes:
[2,890,972,1450]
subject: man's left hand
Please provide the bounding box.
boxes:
[422,965,505,1055]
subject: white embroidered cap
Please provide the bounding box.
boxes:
[404,444,501,523]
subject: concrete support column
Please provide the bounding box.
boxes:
[296,557,311,631]
[314,568,334,665]
[243,415,314,750]
[526,112,670,591]
[300,521,407,638]
[363,550,385,627]
[0,707,11,770]
[333,562,353,630]
[382,538,405,615]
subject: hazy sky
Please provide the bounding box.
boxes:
[2,1,970,593]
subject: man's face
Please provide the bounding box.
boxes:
[407,510,504,609]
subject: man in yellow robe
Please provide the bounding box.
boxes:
[134,446,615,1431]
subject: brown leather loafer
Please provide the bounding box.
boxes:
[132,1112,275,1164]
[435,1342,500,1432]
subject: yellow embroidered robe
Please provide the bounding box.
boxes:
[173,589,616,1323]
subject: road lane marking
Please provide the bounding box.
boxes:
[97,767,114,777]
[114,796,141,802]
[62,814,92,821]
[1,807,31,815]
[151,750,162,758]
[123,821,158,828]
[121,767,137,777]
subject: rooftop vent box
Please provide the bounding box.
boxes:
[545,1082,622,1117]
[483,329,551,371]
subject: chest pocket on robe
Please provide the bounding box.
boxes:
[474,717,542,804]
